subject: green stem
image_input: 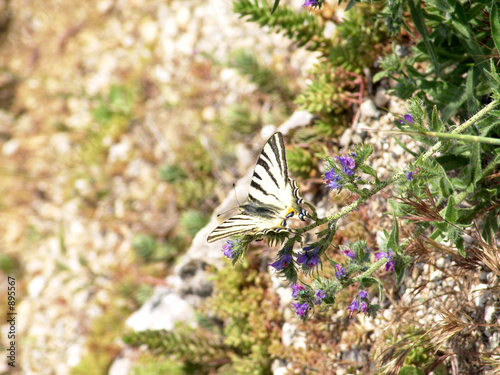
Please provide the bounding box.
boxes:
[421,98,500,162]
[297,97,500,235]
[350,258,388,284]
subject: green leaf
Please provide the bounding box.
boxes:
[395,258,407,286]
[482,210,500,245]
[359,165,378,180]
[430,105,444,132]
[436,163,454,197]
[444,196,457,223]
[387,216,399,252]
[435,154,469,170]
[456,236,465,258]
[491,2,500,56]
[407,0,439,75]
[270,0,280,14]
[399,365,424,375]
[470,142,482,184]
[345,0,358,11]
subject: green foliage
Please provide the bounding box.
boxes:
[233,0,328,50]
[295,65,355,114]
[130,355,184,375]
[375,0,500,123]
[223,103,262,135]
[158,137,215,210]
[326,3,388,72]
[124,328,228,369]
[287,146,316,179]
[132,234,182,263]
[179,209,210,238]
[71,304,131,375]
[230,49,294,105]
[158,164,187,183]
[77,84,136,164]
[390,95,500,254]
[294,4,387,117]
[124,259,281,374]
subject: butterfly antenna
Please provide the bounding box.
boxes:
[216,184,241,218]
[232,183,242,206]
[216,207,239,217]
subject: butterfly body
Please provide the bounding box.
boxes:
[207,132,306,243]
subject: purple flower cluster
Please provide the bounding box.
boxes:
[302,0,318,8]
[314,289,326,305]
[334,264,346,280]
[221,240,236,258]
[347,290,369,315]
[291,283,306,298]
[405,167,419,181]
[324,168,343,190]
[335,155,356,176]
[291,285,326,317]
[375,248,395,272]
[399,113,414,124]
[269,254,293,271]
[297,246,321,268]
[292,302,310,316]
[324,154,356,191]
[342,248,356,260]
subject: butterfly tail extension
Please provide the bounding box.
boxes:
[289,178,307,221]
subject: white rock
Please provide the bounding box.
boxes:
[360,99,380,119]
[374,88,390,108]
[278,110,314,134]
[126,288,194,331]
[2,138,19,155]
[28,276,46,299]
[261,124,277,140]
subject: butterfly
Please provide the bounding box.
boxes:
[207,132,307,243]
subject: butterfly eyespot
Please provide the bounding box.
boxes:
[285,209,294,219]
[280,219,287,227]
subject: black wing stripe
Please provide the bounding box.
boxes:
[256,156,280,189]
[269,134,286,178]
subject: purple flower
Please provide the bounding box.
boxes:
[302,0,318,8]
[221,240,236,258]
[324,168,343,190]
[335,264,346,279]
[269,254,293,271]
[335,155,356,171]
[292,302,310,317]
[359,290,367,299]
[324,168,337,181]
[375,249,395,272]
[342,249,356,260]
[297,247,321,268]
[314,289,326,305]
[386,260,395,272]
[335,155,355,176]
[405,171,414,181]
[399,114,413,124]
[291,283,306,298]
[359,301,368,313]
[375,248,394,260]
[347,298,359,313]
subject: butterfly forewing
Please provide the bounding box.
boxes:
[207,133,306,243]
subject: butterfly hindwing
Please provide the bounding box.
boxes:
[207,132,306,243]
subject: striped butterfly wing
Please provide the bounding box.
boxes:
[207,133,306,243]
